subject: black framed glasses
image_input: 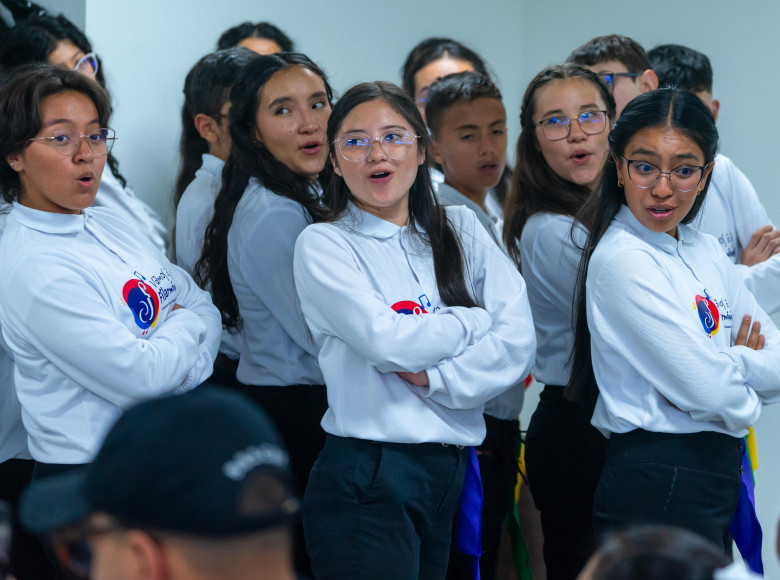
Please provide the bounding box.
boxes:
[28,128,116,157]
[333,130,419,162]
[618,156,709,193]
[597,72,640,93]
[536,110,608,141]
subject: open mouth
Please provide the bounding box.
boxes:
[649,207,674,217]
[300,142,322,153]
[77,174,95,186]
[369,171,391,182]
[480,163,498,172]
[571,151,591,164]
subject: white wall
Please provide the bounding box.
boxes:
[74,0,779,574]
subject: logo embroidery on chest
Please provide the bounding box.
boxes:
[694,290,720,338]
[122,278,160,334]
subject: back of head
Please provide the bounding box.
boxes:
[0,64,111,203]
[401,37,488,98]
[217,21,294,52]
[424,71,502,137]
[566,34,651,73]
[588,526,730,580]
[648,43,713,93]
[174,46,257,205]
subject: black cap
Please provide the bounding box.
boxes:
[21,387,299,536]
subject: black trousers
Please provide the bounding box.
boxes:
[0,458,55,580]
[446,415,519,580]
[524,386,608,580]
[304,435,468,580]
[238,383,328,578]
[593,429,742,549]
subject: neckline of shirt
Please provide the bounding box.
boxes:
[613,204,694,254]
[11,203,86,235]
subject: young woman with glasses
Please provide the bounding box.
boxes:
[0,12,169,252]
[569,87,780,548]
[0,62,220,519]
[502,63,615,580]
[293,80,536,580]
[195,52,332,576]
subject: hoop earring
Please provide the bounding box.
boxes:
[617,178,624,188]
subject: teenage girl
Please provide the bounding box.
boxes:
[0,12,169,251]
[569,87,780,547]
[503,63,615,580]
[195,52,332,575]
[293,80,536,580]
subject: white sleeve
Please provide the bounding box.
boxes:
[237,203,319,357]
[419,210,536,409]
[294,225,493,372]
[4,257,209,409]
[167,262,222,388]
[589,248,761,431]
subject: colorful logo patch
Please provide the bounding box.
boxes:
[122,279,160,331]
[695,293,719,337]
[391,300,428,315]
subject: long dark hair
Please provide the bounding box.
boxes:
[173,47,256,208]
[566,88,719,409]
[0,12,127,186]
[0,64,111,203]
[195,53,333,329]
[325,81,478,309]
[502,63,615,265]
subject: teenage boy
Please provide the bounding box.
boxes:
[426,71,522,580]
[568,36,780,314]
[20,387,303,580]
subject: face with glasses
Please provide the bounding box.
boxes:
[6,90,109,214]
[413,56,476,121]
[585,60,657,116]
[533,77,611,191]
[332,99,424,226]
[47,39,99,79]
[615,126,713,238]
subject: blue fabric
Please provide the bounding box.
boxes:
[454,446,483,580]
[730,440,763,575]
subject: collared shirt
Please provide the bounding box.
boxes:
[228,179,323,387]
[588,205,780,438]
[0,204,221,463]
[175,154,240,359]
[694,154,780,314]
[294,203,536,445]
[521,212,585,387]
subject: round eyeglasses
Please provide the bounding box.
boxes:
[536,110,607,141]
[333,130,419,162]
[74,52,98,77]
[619,156,709,193]
[28,128,117,157]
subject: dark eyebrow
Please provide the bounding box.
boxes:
[268,90,329,110]
[42,117,100,128]
[539,108,565,119]
[629,147,702,163]
[579,103,600,110]
[341,124,409,135]
[454,123,479,131]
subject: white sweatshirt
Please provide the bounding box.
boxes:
[588,205,780,438]
[293,203,536,445]
[228,179,322,386]
[694,154,780,313]
[0,204,221,463]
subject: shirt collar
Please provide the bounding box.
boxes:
[614,204,681,254]
[200,154,225,177]
[339,202,404,239]
[10,203,85,234]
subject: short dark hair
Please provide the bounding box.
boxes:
[0,64,112,203]
[566,34,651,74]
[217,21,294,52]
[424,71,503,137]
[173,47,257,207]
[401,37,489,98]
[647,44,713,94]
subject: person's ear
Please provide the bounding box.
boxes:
[430,139,443,166]
[702,158,716,182]
[124,530,168,580]
[417,145,426,166]
[639,69,659,93]
[6,153,23,172]
[331,153,342,177]
[710,99,720,122]
[193,113,219,145]
[612,153,626,182]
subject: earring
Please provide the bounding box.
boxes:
[696,187,702,196]
[8,162,13,167]
[617,178,624,188]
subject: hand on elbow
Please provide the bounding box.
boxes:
[396,370,429,386]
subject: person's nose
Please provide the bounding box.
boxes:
[365,138,387,162]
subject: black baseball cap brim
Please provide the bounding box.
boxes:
[20,467,92,534]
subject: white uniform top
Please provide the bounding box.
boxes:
[588,205,780,439]
[0,206,31,463]
[694,154,780,313]
[435,183,522,420]
[521,212,585,387]
[94,167,170,254]
[293,203,536,445]
[229,179,322,387]
[175,154,240,359]
[0,204,221,463]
